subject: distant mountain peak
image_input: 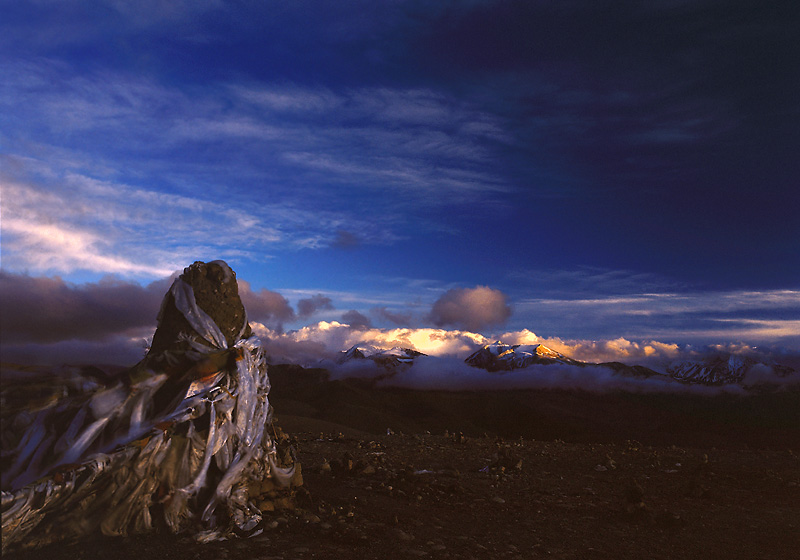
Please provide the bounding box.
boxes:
[465,341,582,371]
[339,344,426,368]
[666,355,796,386]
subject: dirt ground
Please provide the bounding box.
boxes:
[6,415,799,560]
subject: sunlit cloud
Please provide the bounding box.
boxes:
[497,329,683,365]
[1,215,176,278]
[0,171,276,277]
[254,321,488,363]
[254,318,800,374]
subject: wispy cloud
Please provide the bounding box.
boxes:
[509,266,685,297]
[0,60,515,277]
[513,289,800,346]
[1,167,279,277]
[1,216,175,278]
[518,290,800,316]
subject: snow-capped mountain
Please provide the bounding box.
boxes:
[465,341,583,371]
[667,355,796,386]
[338,344,426,368]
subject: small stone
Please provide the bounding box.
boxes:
[394,528,415,541]
[291,463,304,487]
[258,500,275,512]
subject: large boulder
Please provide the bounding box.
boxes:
[146,260,251,369]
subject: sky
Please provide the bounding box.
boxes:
[1,0,799,369]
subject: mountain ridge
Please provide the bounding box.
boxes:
[335,339,796,388]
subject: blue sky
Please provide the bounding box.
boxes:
[1,0,799,365]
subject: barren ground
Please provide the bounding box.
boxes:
[7,414,800,560]
[4,367,800,559]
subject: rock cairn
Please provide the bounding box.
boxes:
[1,261,299,551]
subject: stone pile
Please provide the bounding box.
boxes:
[1,261,299,551]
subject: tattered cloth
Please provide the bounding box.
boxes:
[1,265,295,551]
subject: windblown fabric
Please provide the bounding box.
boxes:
[1,264,294,551]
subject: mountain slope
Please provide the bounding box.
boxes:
[667,355,796,386]
[338,345,426,369]
[465,341,583,371]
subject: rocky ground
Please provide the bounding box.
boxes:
[7,413,800,560]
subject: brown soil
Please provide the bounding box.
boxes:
[7,414,799,560]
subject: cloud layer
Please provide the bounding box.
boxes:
[2,270,799,372]
[0,59,511,280]
[0,271,169,344]
[0,271,298,347]
[333,356,753,395]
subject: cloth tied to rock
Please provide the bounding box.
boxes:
[1,261,296,551]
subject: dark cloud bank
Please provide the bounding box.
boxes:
[341,309,372,330]
[297,294,334,318]
[0,271,170,344]
[0,271,297,365]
